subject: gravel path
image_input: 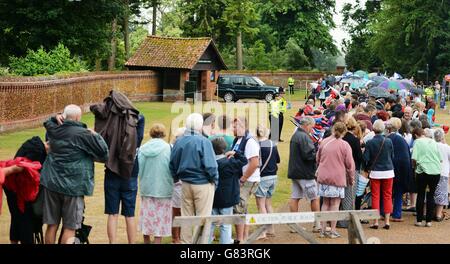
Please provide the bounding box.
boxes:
[253,201,450,244]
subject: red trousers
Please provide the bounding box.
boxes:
[370,178,394,214]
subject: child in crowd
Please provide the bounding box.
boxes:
[210,137,248,244]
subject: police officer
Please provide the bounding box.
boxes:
[288,76,295,95]
[269,89,286,142]
[278,89,287,142]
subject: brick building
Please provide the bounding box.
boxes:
[125,36,227,101]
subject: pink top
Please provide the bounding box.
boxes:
[316,137,355,187]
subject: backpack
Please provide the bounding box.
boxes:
[231,131,262,169]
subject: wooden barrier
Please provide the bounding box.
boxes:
[173,210,380,244]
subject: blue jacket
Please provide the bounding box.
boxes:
[388,133,414,191]
[138,138,173,198]
[170,129,219,185]
[213,151,248,208]
[363,134,394,172]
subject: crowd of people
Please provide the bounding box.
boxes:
[0,82,449,244]
[291,81,450,238]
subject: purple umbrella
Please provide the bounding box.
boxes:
[377,80,408,91]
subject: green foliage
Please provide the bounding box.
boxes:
[285,38,310,70]
[130,26,150,54]
[0,67,10,76]
[341,0,382,72]
[374,0,449,79]
[0,0,123,67]
[243,41,274,70]
[311,48,338,72]
[259,0,338,58]
[9,43,87,76]
[178,0,337,70]
[158,0,183,37]
[221,41,287,71]
[221,0,259,37]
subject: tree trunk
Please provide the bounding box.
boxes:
[95,59,101,71]
[123,0,130,59]
[236,30,243,70]
[108,18,117,71]
[152,0,158,35]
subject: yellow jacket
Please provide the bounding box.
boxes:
[288,77,295,86]
[269,99,280,118]
[279,97,287,113]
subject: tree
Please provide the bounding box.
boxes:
[178,0,226,39]
[108,18,119,70]
[259,0,338,66]
[341,0,382,72]
[221,0,259,69]
[158,0,183,37]
[285,38,309,70]
[370,0,450,79]
[0,0,123,68]
[312,48,338,71]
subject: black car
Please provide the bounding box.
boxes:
[216,75,281,102]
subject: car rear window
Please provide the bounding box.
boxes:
[218,76,230,85]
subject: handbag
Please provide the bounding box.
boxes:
[362,137,386,178]
[31,186,44,218]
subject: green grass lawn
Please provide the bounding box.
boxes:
[1,91,449,244]
[0,99,301,243]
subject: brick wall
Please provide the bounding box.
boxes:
[222,70,338,88]
[0,71,159,133]
[0,69,337,133]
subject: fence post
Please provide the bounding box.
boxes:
[286,223,319,244]
[244,224,270,244]
[347,216,356,244]
[350,213,367,244]
[199,219,212,244]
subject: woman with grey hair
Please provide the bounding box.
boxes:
[386,118,414,221]
[433,128,450,221]
[412,128,442,227]
[363,120,395,229]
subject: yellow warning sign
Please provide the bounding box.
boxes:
[245,212,315,225]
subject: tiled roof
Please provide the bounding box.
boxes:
[125,36,225,70]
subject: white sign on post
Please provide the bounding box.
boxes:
[245,212,315,225]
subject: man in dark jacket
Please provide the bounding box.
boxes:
[288,116,320,222]
[90,91,142,244]
[170,113,218,244]
[41,104,109,244]
[354,105,375,131]
[210,137,247,244]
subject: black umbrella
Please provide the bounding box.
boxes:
[368,87,390,98]
[326,76,336,86]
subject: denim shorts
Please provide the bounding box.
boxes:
[104,168,138,217]
[255,176,277,198]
